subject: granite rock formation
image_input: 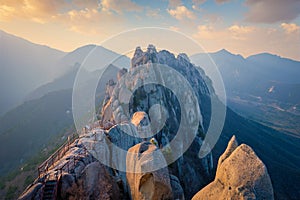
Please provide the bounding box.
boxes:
[19,45,274,200]
[126,142,173,200]
[192,136,274,200]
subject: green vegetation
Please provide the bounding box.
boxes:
[228,99,300,137]
[0,125,75,199]
[5,186,17,200]
[0,179,5,190]
[0,89,74,177]
[23,175,34,188]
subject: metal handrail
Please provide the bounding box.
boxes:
[38,133,78,178]
[38,121,101,179]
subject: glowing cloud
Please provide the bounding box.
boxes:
[281,23,300,34]
[167,6,196,20]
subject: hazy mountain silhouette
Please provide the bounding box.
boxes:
[0,30,67,116]
[0,30,130,116]
[191,50,300,135]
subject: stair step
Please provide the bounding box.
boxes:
[46,181,57,185]
[45,187,55,189]
[43,192,54,196]
[43,195,53,198]
[42,179,58,200]
[44,191,54,195]
[45,185,55,188]
[44,188,54,192]
[43,196,53,199]
[44,195,54,197]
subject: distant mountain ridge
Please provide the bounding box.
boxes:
[0,30,66,115]
[191,49,300,135]
[0,30,130,116]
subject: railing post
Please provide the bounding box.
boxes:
[37,131,86,179]
[68,136,70,151]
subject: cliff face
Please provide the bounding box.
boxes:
[100,45,215,198]
[19,45,274,200]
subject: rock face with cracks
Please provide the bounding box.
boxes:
[126,142,173,200]
[192,136,274,200]
[100,44,215,199]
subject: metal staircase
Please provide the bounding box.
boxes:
[42,180,58,200]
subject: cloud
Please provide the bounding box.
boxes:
[191,0,206,10]
[192,0,206,6]
[215,0,231,3]
[0,0,66,22]
[146,8,162,19]
[281,23,300,34]
[245,0,300,23]
[0,0,142,22]
[169,26,180,32]
[167,6,196,20]
[168,0,182,8]
[192,0,230,7]
[99,0,142,14]
[194,25,220,39]
[55,7,124,36]
[228,25,255,40]
[0,0,131,35]
[228,25,254,34]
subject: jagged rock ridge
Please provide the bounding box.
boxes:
[100,44,215,199]
[19,45,274,200]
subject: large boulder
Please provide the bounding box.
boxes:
[18,183,43,200]
[65,162,120,200]
[108,123,142,193]
[126,142,173,200]
[131,111,152,138]
[192,136,274,200]
[60,173,76,199]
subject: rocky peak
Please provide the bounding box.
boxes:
[101,45,214,199]
[131,44,158,68]
[132,44,191,68]
[192,136,274,200]
[134,46,143,57]
[131,111,152,139]
[177,53,190,63]
[147,44,157,54]
[107,79,116,86]
[117,68,128,81]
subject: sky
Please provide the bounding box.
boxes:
[0,0,300,60]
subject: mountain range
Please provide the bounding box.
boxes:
[15,44,300,200]
[191,50,300,136]
[0,30,130,116]
[0,31,130,175]
[0,30,66,116]
[0,31,299,199]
